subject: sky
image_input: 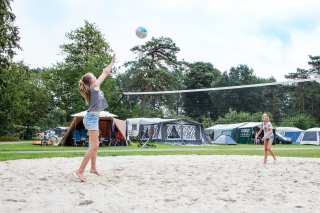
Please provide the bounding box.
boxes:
[12,0,320,80]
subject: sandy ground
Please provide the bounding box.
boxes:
[1,156,320,213]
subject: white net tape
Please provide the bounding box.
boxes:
[123,77,320,96]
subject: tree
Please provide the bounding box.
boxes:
[47,21,114,119]
[182,62,222,120]
[280,114,317,130]
[119,37,182,116]
[195,64,276,121]
[0,63,51,137]
[0,0,20,66]
[285,55,320,123]
[215,110,270,124]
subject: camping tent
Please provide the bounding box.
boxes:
[276,127,303,144]
[139,119,208,145]
[126,118,173,140]
[205,123,247,141]
[213,135,237,145]
[300,128,320,145]
[237,122,262,144]
[61,111,127,146]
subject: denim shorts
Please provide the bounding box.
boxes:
[83,111,99,131]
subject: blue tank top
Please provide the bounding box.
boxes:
[88,87,108,112]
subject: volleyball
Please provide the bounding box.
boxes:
[135,26,148,39]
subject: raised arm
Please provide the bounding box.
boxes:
[96,54,116,87]
[255,128,262,139]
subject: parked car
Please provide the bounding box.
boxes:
[254,130,292,145]
[274,132,292,144]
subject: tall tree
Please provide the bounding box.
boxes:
[210,65,276,119]
[183,62,222,120]
[119,37,181,116]
[285,55,320,123]
[0,0,20,66]
[47,21,115,118]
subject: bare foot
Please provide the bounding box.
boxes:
[90,170,102,176]
[73,170,86,182]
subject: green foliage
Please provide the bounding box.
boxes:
[200,116,215,128]
[0,135,19,141]
[0,0,20,66]
[0,11,319,138]
[280,114,317,130]
[46,21,114,118]
[215,110,271,124]
[216,65,276,117]
[183,62,221,119]
[285,55,320,124]
[119,37,182,116]
[0,63,51,136]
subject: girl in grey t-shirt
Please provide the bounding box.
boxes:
[74,54,116,182]
[255,113,277,164]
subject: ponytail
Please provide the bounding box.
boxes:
[79,73,93,104]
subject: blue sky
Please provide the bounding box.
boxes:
[12,0,320,80]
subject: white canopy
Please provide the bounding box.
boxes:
[305,128,320,132]
[276,127,303,132]
[126,118,174,125]
[238,122,262,129]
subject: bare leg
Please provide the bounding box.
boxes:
[76,130,99,181]
[263,139,268,164]
[267,141,277,161]
[90,141,101,175]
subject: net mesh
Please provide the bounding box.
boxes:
[122,79,320,129]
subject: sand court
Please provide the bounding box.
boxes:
[1,155,320,213]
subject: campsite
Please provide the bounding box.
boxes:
[2,0,320,212]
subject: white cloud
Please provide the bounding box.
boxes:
[11,0,320,80]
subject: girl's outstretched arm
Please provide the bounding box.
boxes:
[255,128,262,139]
[96,54,116,87]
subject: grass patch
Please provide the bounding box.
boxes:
[0,141,319,161]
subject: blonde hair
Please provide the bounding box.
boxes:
[79,73,93,104]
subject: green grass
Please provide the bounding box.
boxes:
[0,141,319,161]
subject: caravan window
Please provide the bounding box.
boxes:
[132,124,137,131]
[302,132,317,141]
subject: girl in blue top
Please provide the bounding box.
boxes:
[74,54,116,182]
[255,113,277,164]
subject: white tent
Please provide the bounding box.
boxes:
[300,128,320,145]
[205,123,247,141]
[126,118,174,140]
[213,135,237,145]
[276,127,303,144]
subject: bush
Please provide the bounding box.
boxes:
[0,136,20,142]
[280,114,317,130]
[215,110,272,124]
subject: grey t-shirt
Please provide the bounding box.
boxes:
[262,122,274,139]
[88,87,108,112]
